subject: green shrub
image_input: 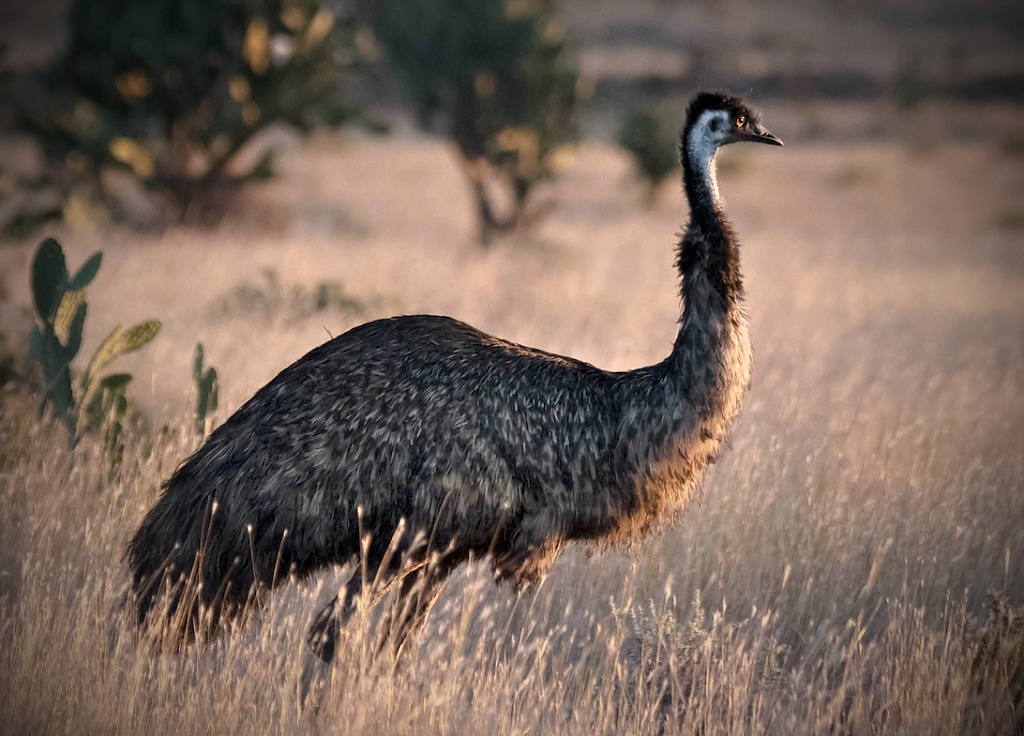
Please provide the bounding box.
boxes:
[27,237,161,447]
[369,0,581,244]
[617,107,679,206]
[17,0,364,226]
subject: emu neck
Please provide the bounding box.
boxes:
[668,140,748,408]
[614,136,750,448]
[682,139,724,237]
[676,138,743,310]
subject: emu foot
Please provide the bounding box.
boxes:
[307,598,341,664]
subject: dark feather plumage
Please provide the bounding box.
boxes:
[126,91,780,661]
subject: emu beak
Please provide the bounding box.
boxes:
[732,121,783,146]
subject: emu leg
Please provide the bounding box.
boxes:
[306,522,427,663]
[301,571,366,711]
[306,567,365,664]
[379,552,465,658]
[492,538,565,590]
[301,564,401,709]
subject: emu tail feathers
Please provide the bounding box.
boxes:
[125,476,287,645]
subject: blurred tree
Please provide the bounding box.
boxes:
[17,0,365,227]
[2,42,66,237]
[368,0,581,245]
[617,107,679,207]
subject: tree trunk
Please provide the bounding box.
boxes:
[455,153,513,246]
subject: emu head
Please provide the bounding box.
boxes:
[682,91,783,166]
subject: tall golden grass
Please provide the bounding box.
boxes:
[1,138,1022,734]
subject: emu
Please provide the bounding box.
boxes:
[127,91,782,662]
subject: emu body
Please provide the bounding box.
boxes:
[127,91,782,659]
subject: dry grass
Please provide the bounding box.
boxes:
[1,132,1023,734]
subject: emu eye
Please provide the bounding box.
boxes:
[735,115,746,128]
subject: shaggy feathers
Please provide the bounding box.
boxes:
[126,91,780,661]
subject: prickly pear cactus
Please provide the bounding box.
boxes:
[28,237,102,431]
[192,342,219,436]
[26,236,161,445]
[78,319,162,437]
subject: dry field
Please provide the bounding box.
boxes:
[1,113,1023,733]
